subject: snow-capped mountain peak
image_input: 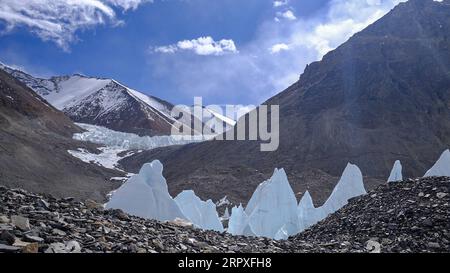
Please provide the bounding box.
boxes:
[1,63,186,136]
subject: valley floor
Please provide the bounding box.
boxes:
[0,176,449,253]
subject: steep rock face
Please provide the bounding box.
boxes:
[0,68,122,202]
[120,0,450,206]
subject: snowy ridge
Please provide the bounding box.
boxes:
[0,63,187,136]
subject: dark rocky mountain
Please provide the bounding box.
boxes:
[120,0,450,206]
[0,68,122,202]
[0,64,201,137]
[1,176,448,253]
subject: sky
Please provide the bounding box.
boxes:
[0,0,406,106]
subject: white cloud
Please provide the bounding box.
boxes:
[153,36,238,56]
[276,10,297,21]
[147,0,407,105]
[0,0,150,51]
[273,0,289,8]
[270,43,290,54]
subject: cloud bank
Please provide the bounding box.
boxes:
[0,0,150,50]
[147,0,406,105]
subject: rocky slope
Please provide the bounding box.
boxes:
[0,68,122,202]
[289,176,450,253]
[1,176,448,253]
[0,185,285,253]
[120,0,450,206]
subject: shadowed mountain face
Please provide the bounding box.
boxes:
[0,69,122,202]
[120,0,450,206]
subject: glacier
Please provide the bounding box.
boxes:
[388,160,403,182]
[424,149,450,177]
[174,190,224,232]
[106,160,186,222]
[73,123,209,151]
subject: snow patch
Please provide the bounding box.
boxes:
[68,147,131,172]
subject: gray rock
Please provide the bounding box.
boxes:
[11,215,31,231]
[436,192,448,199]
[0,215,9,224]
[0,243,21,253]
[52,228,66,236]
[1,230,16,245]
[66,241,82,253]
[24,234,44,243]
[45,243,68,253]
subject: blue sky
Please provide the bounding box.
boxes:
[0,0,404,105]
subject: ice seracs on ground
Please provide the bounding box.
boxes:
[106,160,186,222]
[244,168,300,239]
[174,190,223,232]
[388,160,403,182]
[228,163,367,239]
[424,149,450,177]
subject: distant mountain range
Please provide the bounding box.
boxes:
[0,64,231,136]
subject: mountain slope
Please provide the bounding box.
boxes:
[0,65,187,136]
[120,0,450,205]
[0,68,122,202]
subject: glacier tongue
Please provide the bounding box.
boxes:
[73,123,207,150]
[174,190,224,232]
[424,149,450,177]
[106,160,186,222]
[244,168,300,239]
[388,160,403,182]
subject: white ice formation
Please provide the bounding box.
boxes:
[387,160,403,182]
[174,190,224,232]
[424,149,450,177]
